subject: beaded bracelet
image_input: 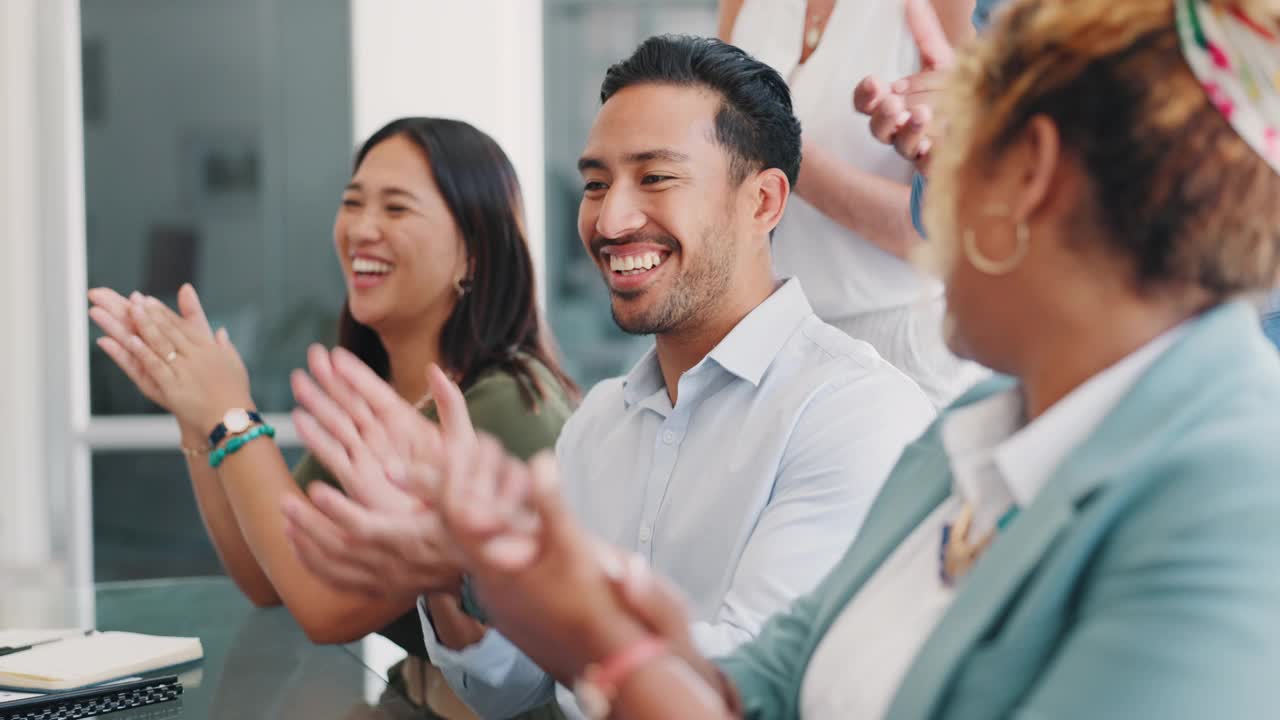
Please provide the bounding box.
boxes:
[209,424,276,469]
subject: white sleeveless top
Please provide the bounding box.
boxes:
[731,0,943,318]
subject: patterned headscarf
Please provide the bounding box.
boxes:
[1176,0,1280,174]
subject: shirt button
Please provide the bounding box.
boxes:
[662,430,676,445]
[639,524,652,543]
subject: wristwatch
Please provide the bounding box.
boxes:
[572,636,668,719]
[208,408,263,448]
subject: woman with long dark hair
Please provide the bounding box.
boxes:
[88,117,576,718]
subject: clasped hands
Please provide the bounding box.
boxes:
[283,346,702,682]
[852,0,970,172]
[88,284,254,437]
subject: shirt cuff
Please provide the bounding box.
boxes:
[690,620,754,661]
[417,596,519,687]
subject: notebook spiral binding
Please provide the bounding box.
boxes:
[0,676,182,720]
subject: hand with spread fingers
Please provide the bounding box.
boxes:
[288,345,453,511]
[88,283,253,433]
[282,349,478,597]
[435,438,635,683]
[853,0,966,172]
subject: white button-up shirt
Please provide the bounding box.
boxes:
[800,325,1186,719]
[420,278,935,718]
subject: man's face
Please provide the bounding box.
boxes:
[577,83,742,336]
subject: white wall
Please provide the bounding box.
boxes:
[350,0,546,282]
[0,0,88,602]
[0,0,49,573]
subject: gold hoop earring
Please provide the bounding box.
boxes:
[962,204,1030,276]
[454,277,473,298]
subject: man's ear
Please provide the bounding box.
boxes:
[750,167,790,236]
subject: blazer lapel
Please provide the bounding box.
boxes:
[812,429,955,625]
[818,378,1019,626]
[884,301,1268,719]
[884,471,1081,719]
[1051,301,1272,504]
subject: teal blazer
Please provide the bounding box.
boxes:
[721,301,1280,719]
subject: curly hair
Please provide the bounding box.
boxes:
[926,0,1280,300]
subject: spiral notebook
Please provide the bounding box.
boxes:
[0,676,182,720]
[0,631,202,692]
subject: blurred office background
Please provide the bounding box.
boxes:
[0,0,715,590]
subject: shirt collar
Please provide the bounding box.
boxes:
[621,347,664,409]
[943,322,1188,509]
[940,388,1024,514]
[620,278,814,408]
[706,278,813,385]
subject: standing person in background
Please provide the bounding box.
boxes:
[720,0,988,408]
[854,0,1004,237]
[860,0,1280,350]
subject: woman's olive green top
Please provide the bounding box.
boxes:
[292,357,573,657]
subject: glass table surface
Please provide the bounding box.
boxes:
[1,577,417,719]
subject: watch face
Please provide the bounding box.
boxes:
[224,409,251,434]
[572,679,610,720]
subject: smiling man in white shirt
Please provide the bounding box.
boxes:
[410,35,934,719]
[284,34,935,720]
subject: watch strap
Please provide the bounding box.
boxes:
[208,409,263,448]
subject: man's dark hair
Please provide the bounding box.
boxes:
[600,34,802,187]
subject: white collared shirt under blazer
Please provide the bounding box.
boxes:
[800,327,1185,718]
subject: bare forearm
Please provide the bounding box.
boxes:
[213,438,415,642]
[182,424,280,606]
[570,609,735,717]
[716,0,744,41]
[614,656,738,720]
[795,140,921,260]
[931,0,979,46]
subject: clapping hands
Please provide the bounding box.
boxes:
[281,348,471,597]
[284,346,700,681]
[89,284,253,434]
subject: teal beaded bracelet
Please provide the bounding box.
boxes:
[209,424,276,469]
